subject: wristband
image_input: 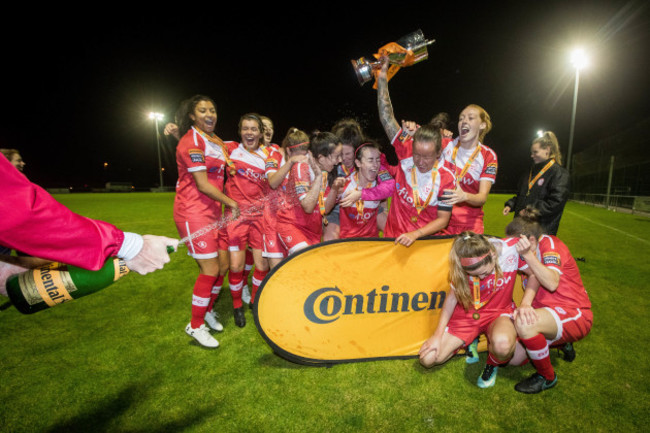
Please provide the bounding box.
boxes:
[117,232,144,261]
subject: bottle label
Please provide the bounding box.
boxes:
[114,259,130,281]
[20,262,76,307]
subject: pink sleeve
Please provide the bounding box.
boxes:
[361,163,395,201]
[0,157,125,270]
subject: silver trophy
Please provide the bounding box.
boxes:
[351,29,435,86]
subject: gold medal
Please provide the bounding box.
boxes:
[411,165,437,217]
[472,312,480,320]
[410,215,418,223]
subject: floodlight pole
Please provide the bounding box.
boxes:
[566,67,580,173]
[149,112,164,188]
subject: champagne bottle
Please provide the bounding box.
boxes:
[6,258,130,314]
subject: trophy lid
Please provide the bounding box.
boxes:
[396,29,434,64]
[396,29,426,50]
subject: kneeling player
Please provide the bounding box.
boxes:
[418,232,527,388]
[507,208,592,393]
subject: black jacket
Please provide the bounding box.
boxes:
[504,160,570,235]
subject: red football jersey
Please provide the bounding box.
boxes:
[174,127,227,221]
[526,235,591,310]
[384,129,455,237]
[441,138,498,230]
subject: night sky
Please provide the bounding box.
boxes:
[2,1,649,191]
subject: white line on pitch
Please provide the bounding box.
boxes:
[566,211,650,246]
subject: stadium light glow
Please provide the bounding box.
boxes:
[570,48,589,70]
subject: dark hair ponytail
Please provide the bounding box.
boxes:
[505,205,545,238]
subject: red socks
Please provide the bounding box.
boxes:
[191,274,217,328]
[229,270,244,309]
[251,269,268,303]
[243,249,254,284]
[486,352,511,367]
[520,334,555,380]
[207,275,224,312]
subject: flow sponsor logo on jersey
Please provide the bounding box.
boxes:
[237,167,265,181]
[460,176,476,186]
[348,211,374,222]
[482,274,513,290]
[303,285,446,324]
[395,183,414,205]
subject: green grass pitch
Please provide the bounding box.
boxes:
[0,192,648,432]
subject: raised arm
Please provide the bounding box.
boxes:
[376,57,400,141]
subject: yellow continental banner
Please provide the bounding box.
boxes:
[254,236,524,364]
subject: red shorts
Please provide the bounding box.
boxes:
[263,233,286,258]
[227,215,264,251]
[542,306,593,347]
[443,219,484,235]
[276,221,320,256]
[446,303,516,346]
[262,212,285,259]
[175,219,222,259]
[217,226,229,251]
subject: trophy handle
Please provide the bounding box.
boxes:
[350,57,381,86]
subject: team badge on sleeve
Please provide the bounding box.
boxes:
[378,169,392,182]
[189,149,205,163]
[265,159,279,170]
[485,162,498,176]
[294,180,310,196]
[542,251,561,267]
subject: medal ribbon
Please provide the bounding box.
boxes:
[410,166,438,215]
[527,159,555,194]
[452,143,481,183]
[192,126,236,176]
[353,172,373,216]
[471,274,496,311]
[318,171,329,224]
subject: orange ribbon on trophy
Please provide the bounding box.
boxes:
[371,42,416,89]
[351,29,435,88]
